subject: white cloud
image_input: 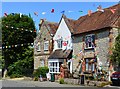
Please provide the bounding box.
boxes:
[42,12,46,15]
[68,10,74,13]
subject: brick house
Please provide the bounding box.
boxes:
[47,4,120,80]
[34,19,58,70]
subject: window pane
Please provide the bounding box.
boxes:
[57,39,62,48]
[92,64,95,71]
[37,44,41,51]
[86,63,88,71]
[89,65,91,71]
[49,62,61,73]
[55,62,57,67]
[88,42,92,47]
[41,60,44,67]
[86,59,89,63]
[50,62,53,66]
[44,41,49,51]
[53,68,54,72]
[85,34,95,48]
[50,68,53,72]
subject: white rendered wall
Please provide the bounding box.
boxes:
[53,18,72,50]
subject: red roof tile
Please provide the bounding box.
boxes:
[39,19,58,36]
[63,4,120,35]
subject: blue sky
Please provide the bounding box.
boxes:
[2,2,118,32]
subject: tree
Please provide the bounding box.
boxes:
[2,13,36,75]
[7,47,34,78]
[111,33,120,71]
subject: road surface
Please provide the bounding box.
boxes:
[1,79,120,89]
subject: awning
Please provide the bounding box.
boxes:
[48,49,73,59]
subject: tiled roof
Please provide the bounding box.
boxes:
[63,4,120,35]
[48,49,73,59]
[47,23,58,35]
[39,19,58,36]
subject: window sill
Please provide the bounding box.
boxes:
[44,50,49,51]
[84,47,94,50]
[37,50,41,52]
[49,72,60,74]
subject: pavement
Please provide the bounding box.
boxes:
[1,78,86,87]
[1,78,120,89]
[104,85,120,89]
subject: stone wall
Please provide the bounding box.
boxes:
[72,36,83,72]
[96,30,109,69]
[34,21,53,70]
[72,28,119,73]
[34,55,49,69]
[64,78,80,85]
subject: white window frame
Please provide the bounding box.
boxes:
[57,39,63,49]
[44,41,49,51]
[85,59,95,72]
[85,34,95,49]
[40,59,45,67]
[49,62,60,73]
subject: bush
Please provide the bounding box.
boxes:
[33,67,49,78]
[59,78,64,84]
[33,77,38,81]
[9,73,23,78]
[7,64,23,78]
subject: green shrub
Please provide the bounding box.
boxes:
[9,73,23,78]
[33,77,38,81]
[7,64,23,78]
[33,67,49,78]
[59,78,64,84]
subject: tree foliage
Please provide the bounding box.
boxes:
[2,13,36,77]
[111,33,120,68]
[7,48,34,78]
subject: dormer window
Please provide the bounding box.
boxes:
[85,34,95,49]
[44,41,49,51]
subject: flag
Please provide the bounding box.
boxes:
[97,5,104,12]
[2,46,5,49]
[12,45,14,47]
[15,45,17,47]
[51,9,54,13]
[79,50,82,54]
[63,41,68,46]
[88,10,92,16]
[34,30,36,32]
[29,13,31,18]
[68,10,73,13]
[42,12,46,15]
[79,10,83,13]
[31,43,34,45]
[34,12,38,16]
[61,10,65,14]
[20,13,22,18]
[11,13,14,15]
[110,9,116,14]
[4,13,7,17]
[21,44,23,46]
[8,46,10,48]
